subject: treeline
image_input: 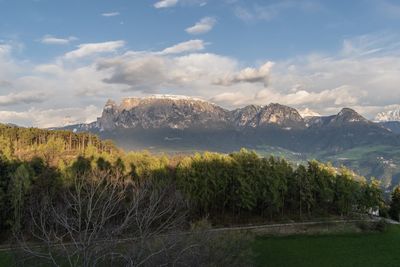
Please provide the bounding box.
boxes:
[0,151,172,237]
[1,124,400,238]
[0,124,118,163]
[176,151,383,220]
[0,150,386,236]
[4,162,252,266]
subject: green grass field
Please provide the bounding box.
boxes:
[253,225,400,267]
[3,226,400,266]
[0,251,13,267]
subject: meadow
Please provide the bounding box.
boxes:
[253,225,400,267]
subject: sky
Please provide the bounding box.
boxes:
[1,0,400,127]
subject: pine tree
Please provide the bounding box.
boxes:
[390,186,400,221]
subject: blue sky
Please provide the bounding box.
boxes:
[1,0,400,126]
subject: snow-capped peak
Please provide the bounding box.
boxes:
[298,108,321,118]
[375,107,400,122]
[146,94,207,102]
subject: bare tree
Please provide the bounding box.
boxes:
[126,225,254,267]
[15,170,186,267]
[14,170,253,267]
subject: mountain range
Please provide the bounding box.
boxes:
[375,107,400,135]
[375,107,400,122]
[59,95,400,188]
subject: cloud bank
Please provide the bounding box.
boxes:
[1,33,400,127]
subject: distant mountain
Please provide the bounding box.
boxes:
[95,96,307,131]
[379,121,400,134]
[375,107,400,122]
[298,108,321,118]
[57,95,400,187]
[230,103,305,129]
[61,96,398,152]
[374,106,400,134]
[98,96,229,131]
[305,108,370,128]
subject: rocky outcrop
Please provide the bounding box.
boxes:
[97,95,229,131]
[96,96,309,131]
[375,107,400,122]
[96,96,377,132]
[306,108,370,128]
[255,103,305,128]
[229,105,262,128]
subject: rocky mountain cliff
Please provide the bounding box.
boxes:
[64,95,396,151]
[305,108,370,128]
[94,96,326,131]
[374,107,400,134]
[97,96,229,131]
[57,95,400,153]
[56,95,400,156]
[375,107,400,122]
[93,95,378,133]
[57,96,400,187]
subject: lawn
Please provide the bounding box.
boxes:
[253,225,400,267]
[3,226,400,266]
[0,251,13,267]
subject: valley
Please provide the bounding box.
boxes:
[59,95,400,188]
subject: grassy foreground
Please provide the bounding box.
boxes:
[253,225,400,267]
[2,225,400,266]
[0,251,12,266]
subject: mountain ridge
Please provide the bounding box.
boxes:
[55,96,399,154]
[89,96,374,132]
[375,107,400,122]
[51,96,400,187]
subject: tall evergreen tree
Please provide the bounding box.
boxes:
[390,186,400,221]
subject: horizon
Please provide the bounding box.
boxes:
[56,95,384,129]
[1,0,400,127]
[2,2,400,264]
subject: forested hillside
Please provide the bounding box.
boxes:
[1,123,400,265]
[60,97,400,188]
[0,124,388,230]
[0,124,118,163]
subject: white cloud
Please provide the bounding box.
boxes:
[210,86,362,112]
[157,39,206,55]
[234,3,285,22]
[0,80,12,87]
[298,108,321,118]
[0,44,12,56]
[0,105,101,128]
[232,1,321,22]
[101,12,120,17]
[214,61,274,86]
[186,17,217,35]
[154,0,178,9]
[0,91,48,106]
[99,55,168,92]
[232,7,249,20]
[64,40,125,60]
[180,0,207,6]
[40,35,77,45]
[98,52,236,93]
[0,44,21,81]
[2,33,400,127]
[31,61,127,98]
[257,86,361,107]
